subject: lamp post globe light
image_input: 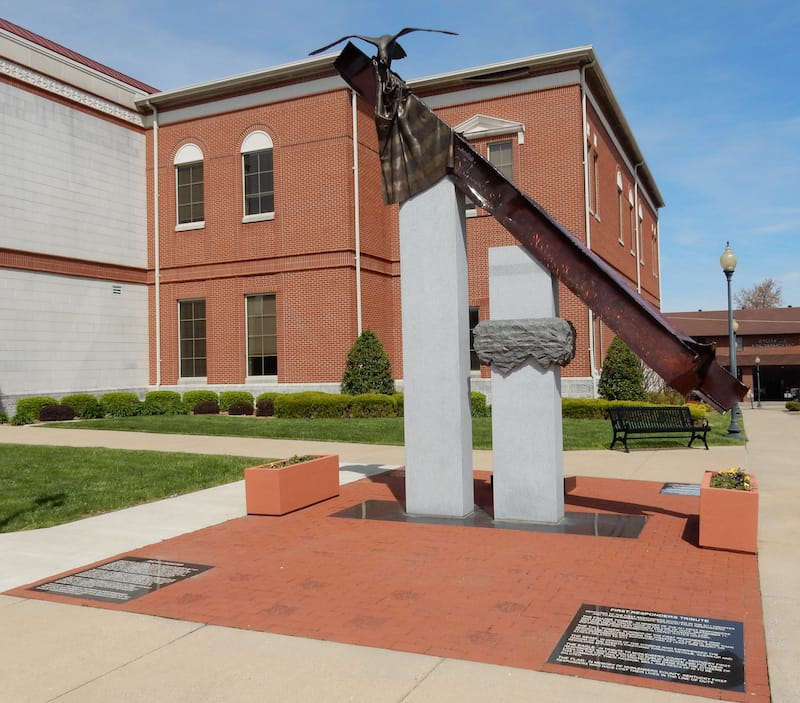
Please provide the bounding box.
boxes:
[755,355,762,408]
[720,242,744,438]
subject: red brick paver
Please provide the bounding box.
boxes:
[10,471,769,702]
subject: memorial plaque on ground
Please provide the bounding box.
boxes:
[548,604,744,691]
[31,557,213,604]
[660,482,701,496]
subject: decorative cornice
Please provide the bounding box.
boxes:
[0,58,144,126]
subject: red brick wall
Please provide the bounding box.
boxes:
[145,74,660,388]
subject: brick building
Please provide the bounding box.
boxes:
[1,19,664,414]
[665,307,800,402]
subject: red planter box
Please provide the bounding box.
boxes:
[245,454,340,515]
[699,470,759,553]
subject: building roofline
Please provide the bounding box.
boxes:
[136,45,663,208]
[134,54,338,109]
[0,17,158,94]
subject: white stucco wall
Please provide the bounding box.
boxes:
[0,270,148,410]
[0,81,147,267]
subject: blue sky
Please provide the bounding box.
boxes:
[2,0,798,312]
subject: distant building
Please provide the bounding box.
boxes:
[1,18,665,414]
[665,308,800,401]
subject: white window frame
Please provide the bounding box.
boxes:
[245,293,278,379]
[241,131,275,223]
[174,144,205,231]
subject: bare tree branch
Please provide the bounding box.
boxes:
[734,278,783,308]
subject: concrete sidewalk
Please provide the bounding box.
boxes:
[0,404,797,702]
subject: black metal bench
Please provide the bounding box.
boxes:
[608,405,709,452]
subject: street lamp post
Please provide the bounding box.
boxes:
[755,356,762,408]
[720,242,744,438]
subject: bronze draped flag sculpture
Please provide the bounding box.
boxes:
[315,35,748,412]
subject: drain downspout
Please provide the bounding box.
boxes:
[581,61,598,392]
[352,90,363,335]
[144,100,161,387]
[634,161,643,294]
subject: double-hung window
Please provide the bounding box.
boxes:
[247,294,277,376]
[488,140,513,181]
[174,144,204,228]
[241,131,274,222]
[179,300,206,378]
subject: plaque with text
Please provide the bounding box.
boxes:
[31,557,213,604]
[548,604,744,691]
[660,482,700,496]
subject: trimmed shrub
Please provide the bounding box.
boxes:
[470,391,491,418]
[561,398,611,419]
[684,401,711,422]
[349,393,397,418]
[341,329,395,395]
[255,393,279,417]
[38,404,76,422]
[12,396,58,425]
[140,390,187,416]
[61,393,103,419]
[598,337,647,401]
[99,392,141,417]
[392,392,404,417]
[228,400,254,416]
[219,391,254,412]
[786,400,800,412]
[193,400,220,415]
[183,390,219,409]
[646,389,686,405]
[274,392,349,419]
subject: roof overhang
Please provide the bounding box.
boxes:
[135,45,663,208]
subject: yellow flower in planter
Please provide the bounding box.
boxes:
[710,467,752,491]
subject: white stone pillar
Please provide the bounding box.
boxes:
[399,177,474,517]
[489,246,564,523]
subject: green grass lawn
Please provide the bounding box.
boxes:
[0,444,268,533]
[43,412,743,451]
[4,412,742,532]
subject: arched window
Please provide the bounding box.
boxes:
[241,131,274,221]
[174,144,204,227]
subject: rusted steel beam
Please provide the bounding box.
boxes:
[334,43,747,412]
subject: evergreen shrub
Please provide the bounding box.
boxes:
[392,392,404,417]
[274,392,349,419]
[786,400,800,412]
[470,391,491,418]
[341,329,395,395]
[219,391,254,412]
[38,404,76,422]
[12,396,58,425]
[646,389,686,405]
[349,393,397,418]
[183,390,219,411]
[228,400,254,416]
[561,398,611,419]
[100,392,141,417]
[255,392,279,417]
[684,401,711,422]
[61,393,103,419]
[193,400,220,415]
[598,337,647,401]
[140,390,187,416]
[0,411,7,424]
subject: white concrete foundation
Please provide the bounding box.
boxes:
[399,178,473,517]
[489,246,564,523]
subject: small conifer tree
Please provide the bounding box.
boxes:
[598,337,647,401]
[341,329,395,395]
